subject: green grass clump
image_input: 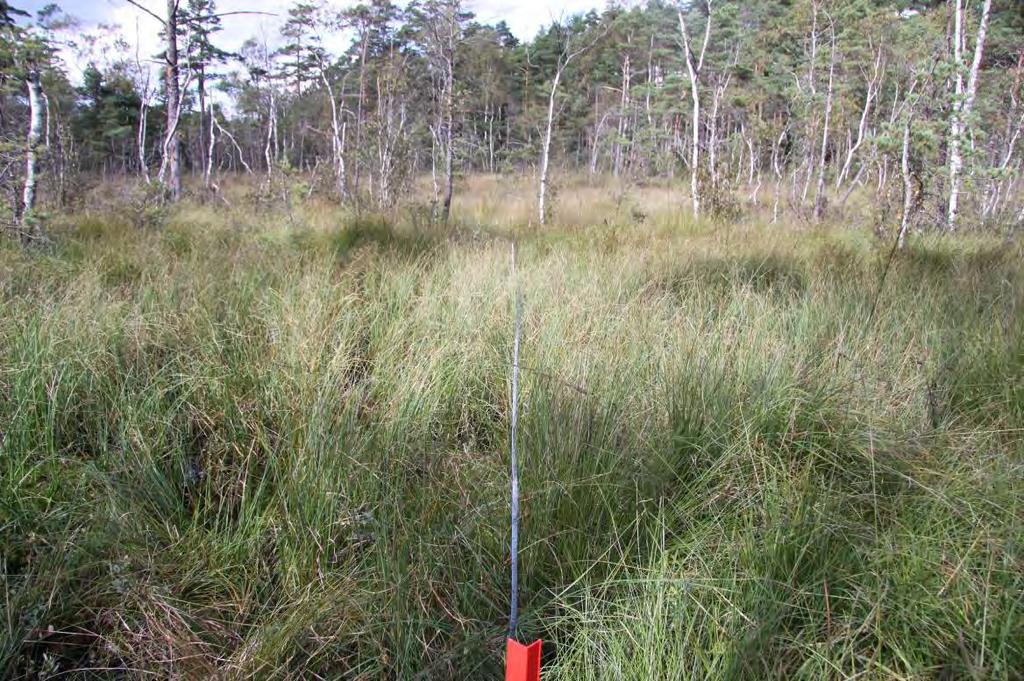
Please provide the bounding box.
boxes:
[0,202,1021,679]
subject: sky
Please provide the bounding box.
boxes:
[18,0,607,81]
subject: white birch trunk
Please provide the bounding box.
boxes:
[138,99,150,183]
[20,70,43,231]
[535,25,604,225]
[614,51,630,177]
[946,0,991,230]
[205,101,216,189]
[321,67,348,201]
[265,87,277,175]
[538,68,562,226]
[211,113,253,175]
[837,46,882,189]
[771,127,786,223]
[441,51,455,222]
[898,115,913,249]
[678,3,711,218]
[813,20,836,221]
[708,74,732,188]
[160,0,181,200]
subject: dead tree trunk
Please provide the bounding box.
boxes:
[137,97,150,183]
[800,0,820,205]
[771,126,787,223]
[354,30,369,196]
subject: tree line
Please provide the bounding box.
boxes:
[1,0,1022,240]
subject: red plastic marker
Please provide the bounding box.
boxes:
[505,638,541,681]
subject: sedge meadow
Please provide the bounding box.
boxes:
[2,175,1022,678]
[2,0,1023,677]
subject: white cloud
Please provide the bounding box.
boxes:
[470,0,607,41]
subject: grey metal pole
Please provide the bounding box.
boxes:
[509,241,522,638]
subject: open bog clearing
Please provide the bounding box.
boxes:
[1,180,1021,678]
[2,0,1022,675]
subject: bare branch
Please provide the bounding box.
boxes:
[212,11,277,18]
[123,0,165,26]
[212,113,253,175]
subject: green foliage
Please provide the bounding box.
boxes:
[73,65,144,166]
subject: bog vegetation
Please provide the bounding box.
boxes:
[2,177,1022,678]
[0,0,1022,678]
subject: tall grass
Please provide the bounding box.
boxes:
[1,182,1021,678]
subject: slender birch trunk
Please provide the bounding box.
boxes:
[487,100,496,173]
[320,65,348,201]
[42,91,50,149]
[538,67,562,226]
[614,50,630,177]
[441,49,455,222]
[708,71,731,188]
[265,85,277,174]
[197,68,207,182]
[898,115,914,249]
[204,100,215,189]
[771,126,786,223]
[837,45,882,189]
[813,18,836,221]
[590,109,612,176]
[353,31,369,196]
[161,0,182,200]
[946,0,992,230]
[19,69,43,234]
[678,1,712,217]
[534,19,604,225]
[211,112,253,175]
[137,98,150,183]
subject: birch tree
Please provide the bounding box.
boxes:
[836,42,883,190]
[412,0,466,223]
[678,0,712,217]
[315,48,349,201]
[18,65,42,233]
[897,111,914,249]
[132,21,153,183]
[7,0,1020,229]
[945,0,992,230]
[537,19,604,226]
[124,0,183,200]
[184,0,231,186]
[813,13,836,221]
[3,12,56,239]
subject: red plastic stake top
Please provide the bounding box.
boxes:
[505,638,541,681]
